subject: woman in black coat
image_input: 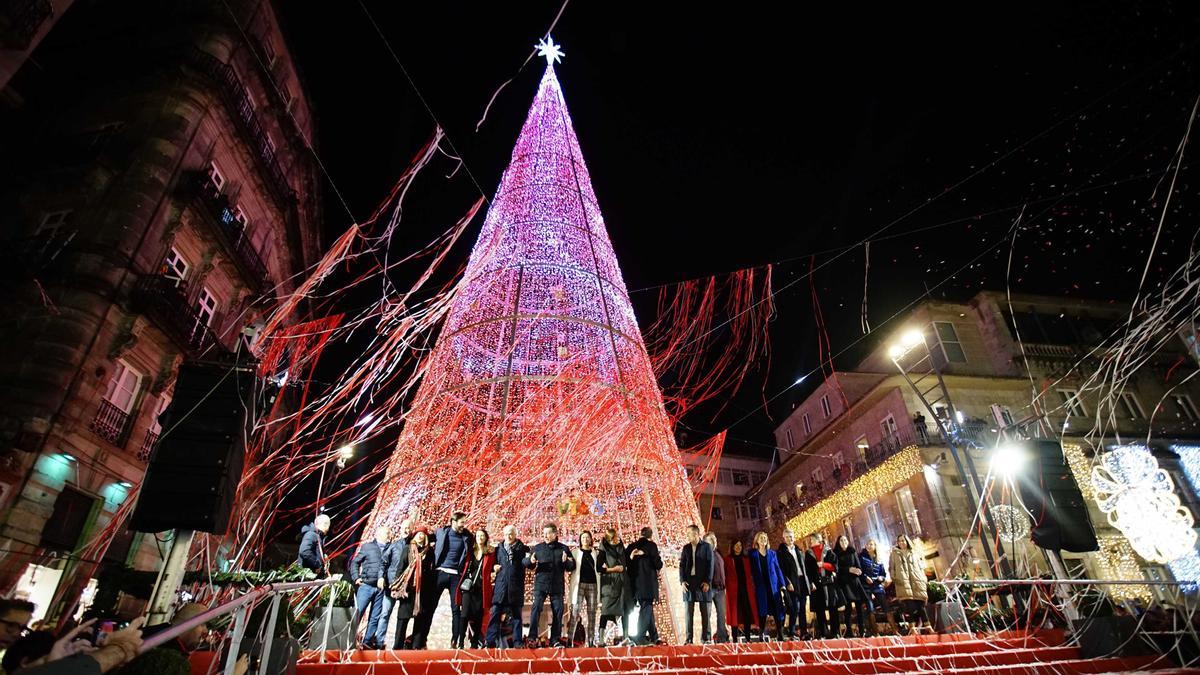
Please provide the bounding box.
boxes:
[803,533,839,639]
[392,529,437,649]
[832,535,868,637]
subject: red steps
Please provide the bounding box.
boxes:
[191,629,1190,674]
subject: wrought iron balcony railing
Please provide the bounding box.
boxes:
[90,399,133,448]
[183,47,296,210]
[185,171,272,291]
[130,275,223,357]
[137,429,158,463]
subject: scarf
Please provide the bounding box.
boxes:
[812,544,834,572]
[396,544,428,615]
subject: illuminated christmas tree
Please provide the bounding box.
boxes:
[368,38,699,640]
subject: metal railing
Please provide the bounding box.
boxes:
[130,275,224,356]
[137,430,158,462]
[183,47,296,210]
[90,399,133,447]
[142,577,341,675]
[184,171,272,290]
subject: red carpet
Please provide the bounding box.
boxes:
[216,629,1188,674]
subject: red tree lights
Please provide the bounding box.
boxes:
[366,59,700,631]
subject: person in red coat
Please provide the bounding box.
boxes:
[723,540,759,643]
[455,528,496,648]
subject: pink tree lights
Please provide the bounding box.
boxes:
[368,47,700,639]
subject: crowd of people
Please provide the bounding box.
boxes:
[0,598,251,675]
[308,512,932,650]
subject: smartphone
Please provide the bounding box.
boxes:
[93,621,115,646]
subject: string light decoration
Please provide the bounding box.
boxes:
[784,446,922,537]
[365,51,700,637]
[990,503,1031,542]
[1093,535,1153,602]
[1092,444,1197,565]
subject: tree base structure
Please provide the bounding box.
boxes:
[188,629,1183,674]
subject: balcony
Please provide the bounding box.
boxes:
[184,171,272,291]
[130,275,223,357]
[90,399,132,448]
[0,0,52,50]
[183,47,296,211]
[137,430,158,463]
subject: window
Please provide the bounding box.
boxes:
[206,162,225,194]
[148,394,171,436]
[802,413,812,435]
[735,503,760,521]
[1058,389,1085,417]
[36,210,72,235]
[785,428,795,450]
[163,247,189,286]
[1174,395,1199,422]
[731,471,751,486]
[104,361,142,413]
[880,414,899,441]
[195,287,218,338]
[811,467,825,486]
[1118,392,1145,420]
[854,436,869,462]
[711,506,723,521]
[260,39,277,66]
[794,482,803,498]
[934,321,967,363]
[820,395,831,418]
[40,486,99,551]
[895,485,922,537]
[779,493,789,506]
[865,501,886,542]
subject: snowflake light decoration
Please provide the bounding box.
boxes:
[535,36,564,65]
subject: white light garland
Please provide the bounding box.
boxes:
[1092,445,1197,564]
[990,503,1031,542]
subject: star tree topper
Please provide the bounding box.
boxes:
[536,36,564,65]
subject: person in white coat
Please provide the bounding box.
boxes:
[568,530,602,646]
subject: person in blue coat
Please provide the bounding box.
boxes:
[748,531,787,641]
[858,539,888,617]
[348,525,391,649]
[486,524,530,647]
[678,524,714,644]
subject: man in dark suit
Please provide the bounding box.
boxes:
[486,524,529,647]
[432,511,474,647]
[524,522,575,646]
[625,526,663,646]
[777,528,813,639]
[678,524,714,643]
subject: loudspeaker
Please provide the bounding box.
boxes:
[1076,615,1147,658]
[307,607,354,650]
[934,601,968,633]
[1017,439,1099,553]
[130,362,252,534]
[229,598,300,675]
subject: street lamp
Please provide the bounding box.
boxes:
[335,444,354,469]
[991,443,1028,479]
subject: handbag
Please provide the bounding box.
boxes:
[459,560,481,593]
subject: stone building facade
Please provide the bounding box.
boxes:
[681,447,772,550]
[0,0,320,621]
[754,291,1200,595]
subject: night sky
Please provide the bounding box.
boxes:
[279,2,1200,455]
